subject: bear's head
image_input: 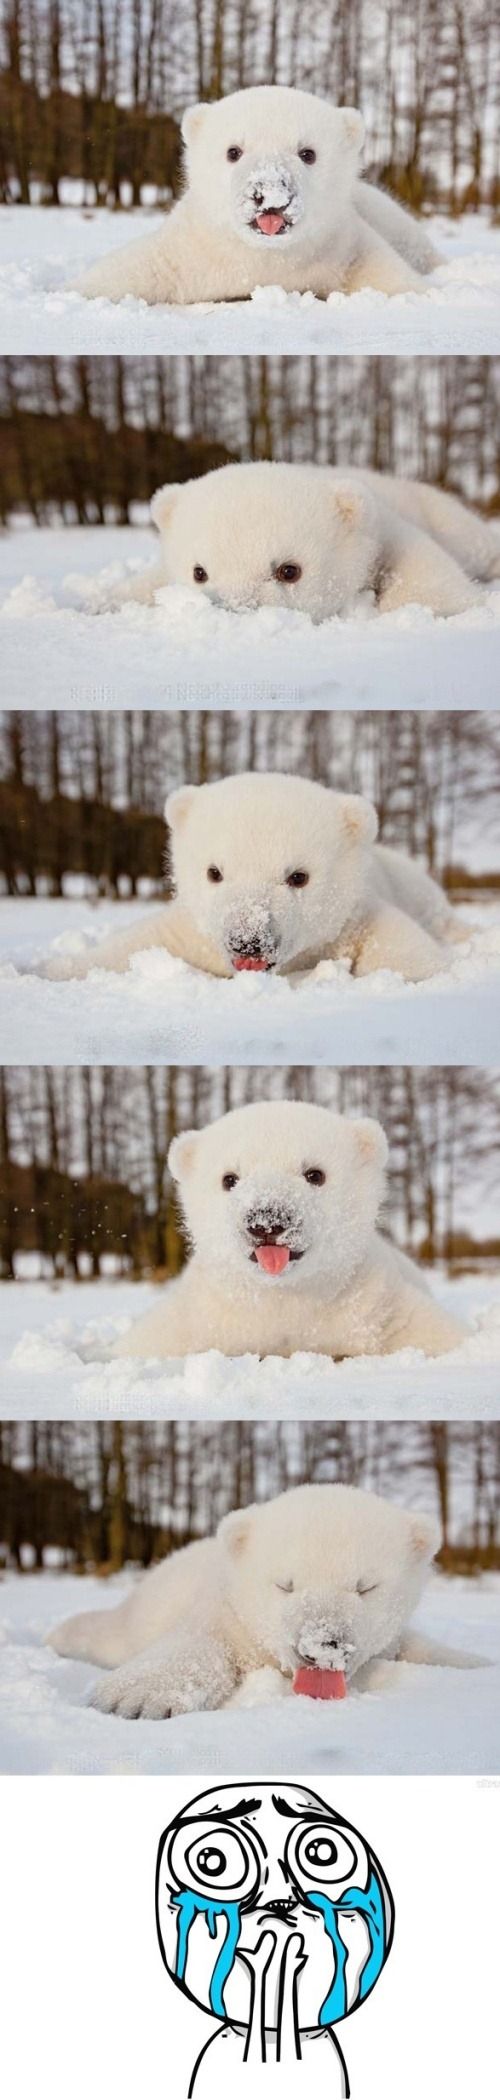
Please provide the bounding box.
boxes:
[181,85,364,248]
[168,1099,388,1292]
[166,772,378,973]
[151,463,381,622]
[218,1482,441,1683]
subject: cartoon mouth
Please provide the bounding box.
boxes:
[251,210,290,236]
[249,1244,304,1274]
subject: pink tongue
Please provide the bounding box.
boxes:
[233,957,268,972]
[255,1244,290,1275]
[293,1667,347,1701]
[256,210,286,235]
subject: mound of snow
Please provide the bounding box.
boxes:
[1,527,500,709]
[2,897,500,1063]
[0,208,499,353]
[1,1276,500,1419]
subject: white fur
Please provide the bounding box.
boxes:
[74,86,439,305]
[45,772,467,985]
[111,463,494,621]
[47,1481,483,1720]
[109,1098,467,1360]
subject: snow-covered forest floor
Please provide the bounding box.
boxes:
[2,525,500,710]
[1,1276,499,1419]
[1,1565,497,1774]
[0,208,499,355]
[2,897,500,1064]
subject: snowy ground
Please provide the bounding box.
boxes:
[1,1276,499,1419]
[2,525,500,711]
[0,207,499,354]
[0,1565,497,1774]
[2,896,500,1064]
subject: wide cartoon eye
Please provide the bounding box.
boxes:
[274,561,302,584]
[227,145,243,162]
[193,565,208,583]
[304,1167,326,1186]
[299,147,317,164]
[286,869,309,888]
[168,1819,261,1903]
[286,1821,358,1891]
[222,1172,239,1190]
[207,864,223,882]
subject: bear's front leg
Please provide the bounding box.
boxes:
[90,1630,237,1719]
[346,220,423,294]
[378,527,481,616]
[389,1287,467,1357]
[355,904,444,982]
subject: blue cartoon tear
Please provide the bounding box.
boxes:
[307,1869,386,2025]
[172,1891,242,2016]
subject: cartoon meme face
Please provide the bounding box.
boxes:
[156,1781,394,2073]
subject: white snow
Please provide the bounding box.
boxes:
[1,1276,499,1419]
[2,526,500,710]
[0,208,499,354]
[0,1565,497,1774]
[2,896,500,1064]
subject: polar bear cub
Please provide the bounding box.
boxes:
[112,462,498,621]
[45,772,466,986]
[47,1481,483,1720]
[75,85,439,307]
[111,1098,466,1361]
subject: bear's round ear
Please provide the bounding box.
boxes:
[331,480,366,530]
[407,1511,442,1562]
[351,1118,388,1170]
[341,107,365,151]
[340,794,379,847]
[168,1129,199,1182]
[165,785,198,829]
[181,102,210,147]
[218,1507,255,1557]
[150,484,181,534]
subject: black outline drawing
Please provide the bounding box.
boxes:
[155,1781,395,2093]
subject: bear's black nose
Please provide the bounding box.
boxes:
[246,1207,295,1243]
[252,188,264,205]
[230,937,266,960]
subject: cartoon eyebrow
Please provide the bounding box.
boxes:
[272,1795,333,1821]
[173,1797,262,1828]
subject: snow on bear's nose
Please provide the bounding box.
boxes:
[238,160,303,235]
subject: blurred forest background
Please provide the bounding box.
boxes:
[0,1418,498,1572]
[0,1063,499,1280]
[1,0,499,215]
[1,709,499,902]
[0,355,499,525]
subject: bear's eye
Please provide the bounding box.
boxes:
[274,561,302,585]
[227,145,243,162]
[193,565,208,584]
[222,1172,239,1191]
[357,1581,378,1596]
[286,870,309,889]
[275,1577,294,1593]
[298,147,317,164]
[304,1167,326,1186]
[207,865,223,883]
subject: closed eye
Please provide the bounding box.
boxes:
[275,1577,294,1593]
[357,1582,379,1596]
